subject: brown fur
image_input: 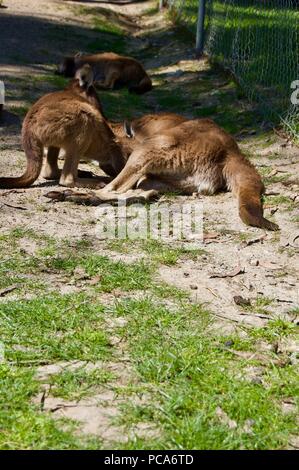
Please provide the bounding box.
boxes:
[57,52,152,94]
[108,113,188,156]
[94,118,279,231]
[0,75,127,189]
[124,113,188,142]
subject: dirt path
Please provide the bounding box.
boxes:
[0,0,298,450]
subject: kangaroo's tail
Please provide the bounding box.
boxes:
[129,74,152,95]
[223,151,279,231]
[0,122,43,189]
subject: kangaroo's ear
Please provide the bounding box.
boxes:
[124,121,134,138]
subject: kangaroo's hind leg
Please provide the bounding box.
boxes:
[42,146,60,180]
[59,145,80,187]
[101,148,148,193]
[96,69,119,90]
[137,176,180,193]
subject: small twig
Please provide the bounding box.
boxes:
[210,311,251,328]
[1,190,23,196]
[40,389,47,412]
[238,280,250,291]
[243,234,267,247]
[264,191,281,196]
[205,287,219,298]
[239,312,272,320]
[218,346,257,361]
[1,202,28,211]
[0,285,18,297]
[9,359,51,366]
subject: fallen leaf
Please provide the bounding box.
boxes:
[233,296,251,307]
[210,265,245,278]
[203,232,220,243]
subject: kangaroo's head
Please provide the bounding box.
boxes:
[56,56,76,77]
[75,64,94,90]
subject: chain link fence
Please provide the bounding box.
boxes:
[167,0,299,139]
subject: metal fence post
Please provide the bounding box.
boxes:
[195,0,206,58]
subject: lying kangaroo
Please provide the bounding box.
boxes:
[57,52,152,94]
[52,117,278,231]
[0,66,127,189]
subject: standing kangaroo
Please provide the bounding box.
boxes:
[0,66,127,189]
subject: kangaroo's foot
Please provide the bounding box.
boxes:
[44,188,158,206]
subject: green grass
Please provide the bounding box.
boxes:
[86,37,127,55]
[0,294,111,363]
[258,166,291,185]
[0,228,153,294]
[0,366,87,450]
[107,239,206,266]
[33,74,68,89]
[264,194,294,212]
[46,254,152,292]
[100,89,150,121]
[0,227,298,449]
[75,5,128,55]
[75,6,124,36]
[48,367,115,400]
[170,0,299,139]
[109,298,298,450]
[154,87,187,112]
[242,296,275,316]
[144,5,159,16]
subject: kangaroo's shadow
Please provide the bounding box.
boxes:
[0,110,21,128]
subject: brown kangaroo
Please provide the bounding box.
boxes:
[59,117,278,231]
[57,52,152,94]
[0,66,127,189]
